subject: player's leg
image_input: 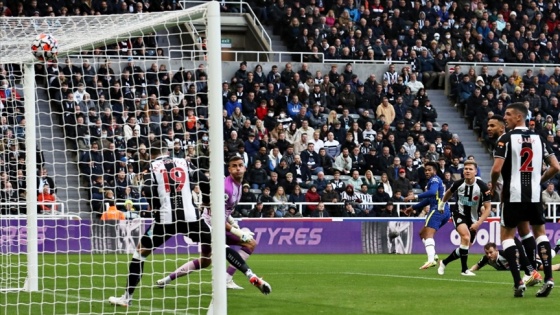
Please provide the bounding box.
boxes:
[515,237,542,286]
[157,220,212,287]
[500,202,526,296]
[156,248,209,288]
[533,223,555,297]
[518,222,537,270]
[226,232,257,289]
[420,209,449,269]
[528,202,555,297]
[440,223,474,275]
[109,223,170,306]
[225,246,271,295]
[419,225,438,269]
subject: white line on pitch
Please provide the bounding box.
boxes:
[267,271,512,285]
[40,290,181,315]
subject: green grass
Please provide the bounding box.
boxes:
[2,254,558,314]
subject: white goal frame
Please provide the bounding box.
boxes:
[1,2,225,313]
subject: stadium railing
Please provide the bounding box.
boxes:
[0,202,66,215]
[237,201,504,218]
[444,62,558,96]
[546,202,560,222]
[180,0,271,49]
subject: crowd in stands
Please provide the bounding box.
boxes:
[5,0,560,219]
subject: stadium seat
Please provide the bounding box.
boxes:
[348,113,360,120]
[324,175,334,181]
[340,175,351,181]
[311,175,318,181]
[250,189,262,195]
[412,188,424,194]
[373,175,381,182]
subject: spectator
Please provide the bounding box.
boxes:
[272,186,289,217]
[311,202,330,217]
[377,201,398,217]
[333,147,352,174]
[284,204,303,218]
[393,168,412,196]
[249,201,267,218]
[449,134,467,162]
[237,184,256,217]
[248,160,268,190]
[100,200,125,221]
[542,182,560,211]
[1,181,20,215]
[304,185,321,216]
[37,184,57,213]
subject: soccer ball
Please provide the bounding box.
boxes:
[31,33,59,62]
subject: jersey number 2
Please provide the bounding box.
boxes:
[160,167,187,192]
[520,147,534,172]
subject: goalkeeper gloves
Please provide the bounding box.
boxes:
[437,201,446,213]
[227,215,240,229]
[230,226,254,242]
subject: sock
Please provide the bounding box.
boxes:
[442,248,460,266]
[226,247,253,279]
[126,258,145,299]
[459,245,469,273]
[226,247,250,275]
[536,235,553,282]
[521,234,537,270]
[555,240,560,254]
[169,259,200,281]
[424,238,436,262]
[503,238,523,288]
[514,237,534,276]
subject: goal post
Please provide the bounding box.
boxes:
[23,63,38,293]
[1,2,225,314]
[206,1,228,314]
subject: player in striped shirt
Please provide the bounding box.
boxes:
[470,242,560,274]
[491,103,560,297]
[109,146,270,307]
[403,161,451,269]
[436,160,492,276]
[155,156,268,292]
[486,114,543,286]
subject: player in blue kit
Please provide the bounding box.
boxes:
[404,161,451,269]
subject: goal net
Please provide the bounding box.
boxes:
[0,2,226,314]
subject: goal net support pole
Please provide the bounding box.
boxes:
[23,63,39,292]
[207,1,227,314]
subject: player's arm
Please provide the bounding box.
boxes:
[226,220,254,242]
[469,256,488,272]
[541,153,560,184]
[411,197,431,211]
[490,136,507,191]
[472,181,493,231]
[416,181,438,199]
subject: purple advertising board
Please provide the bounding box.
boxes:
[0,218,91,254]
[3,218,560,255]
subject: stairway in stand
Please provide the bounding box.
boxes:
[428,89,493,181]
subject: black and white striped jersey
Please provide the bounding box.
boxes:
[475,251,510,270]
[143,156,198,223]
[448,178,491,222]
[494,127,553,203]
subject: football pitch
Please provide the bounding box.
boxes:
[2,254,558,315]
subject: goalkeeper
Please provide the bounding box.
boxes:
[157,156,265,291]
[109,148,270,308]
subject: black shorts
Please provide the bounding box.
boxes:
[140,219,212,249]
[501,202,546,229]
[452,212,476,243]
